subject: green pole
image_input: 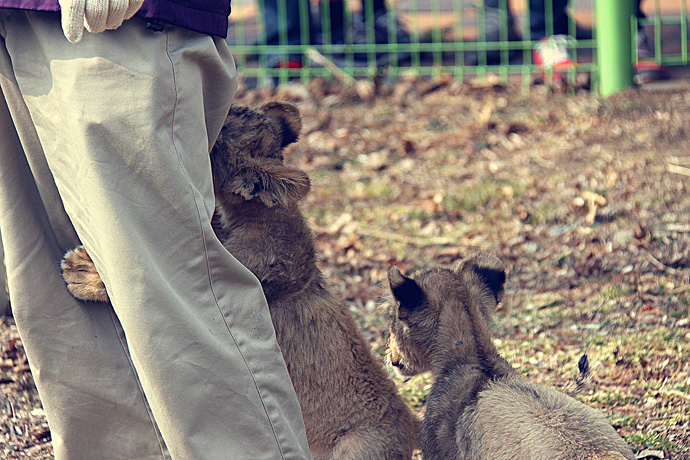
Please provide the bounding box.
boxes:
[596,0,634,97]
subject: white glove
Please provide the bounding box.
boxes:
[58,0,144,43]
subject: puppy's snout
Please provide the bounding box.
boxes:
[386,338,405,370]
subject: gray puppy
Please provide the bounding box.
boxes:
[386,251,636,460]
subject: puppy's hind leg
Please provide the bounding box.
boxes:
[328,431,368,460]
[328,430,409,460]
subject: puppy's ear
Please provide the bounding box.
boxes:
[454,252,505,304]
[259,101,302,148]
[388,266,425,320]
[231,160,310,207]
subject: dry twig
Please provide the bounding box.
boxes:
[667,163,690,177]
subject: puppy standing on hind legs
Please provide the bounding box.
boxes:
[386,251,636,460]
[62,101,419,460]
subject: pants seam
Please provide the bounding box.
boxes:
[162,28,287,459]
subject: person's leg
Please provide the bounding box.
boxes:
[635,0,651,58]
[528,0,569,40]
[320,0,346,45]
[261,0,313,67]
[634,0,667,83]
[634,0,643,22]
[349,0,411,65]
[0,21,171,459]
[483,0,519,41]
[0,11,312,460]
[478,0,520,65]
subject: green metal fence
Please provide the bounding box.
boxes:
[226,0,689,93]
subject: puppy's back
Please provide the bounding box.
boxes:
[459,377,636,460]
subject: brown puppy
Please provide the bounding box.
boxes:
[62,102,419,460]
[386,252,635,460]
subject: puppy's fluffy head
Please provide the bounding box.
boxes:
[211,101,310,207]
[386,252,505,375]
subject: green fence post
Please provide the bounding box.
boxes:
[596,0,634,97]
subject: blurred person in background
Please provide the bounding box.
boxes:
[260,0,411,70]
[482,0,666,83]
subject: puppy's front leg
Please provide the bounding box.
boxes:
[61,246,110,302]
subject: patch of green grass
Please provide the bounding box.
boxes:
[600,285,629,301]
[609,414,639,429]
[534,114,550,125]
[395,373,432,409]
[626,431,681,452]
[672,383,690,393]
[498,178,530,199]
[587,391,639,407]
[524,292,566,311]
[365,181,395,199]
[528,202,565,225]
[665,412,690,426]
[443,181,498,212]
[406,209,435,221]
[426,119,448,132]
[474,140,490,151]
[304,206,332,227]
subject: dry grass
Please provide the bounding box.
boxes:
[2,79,689,459]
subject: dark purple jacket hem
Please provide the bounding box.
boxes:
[0,0,230,38]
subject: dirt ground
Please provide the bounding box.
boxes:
[2,76,689,459]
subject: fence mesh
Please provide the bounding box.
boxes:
[226,0,689,89]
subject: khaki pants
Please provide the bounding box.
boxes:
[0,11,312,460]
